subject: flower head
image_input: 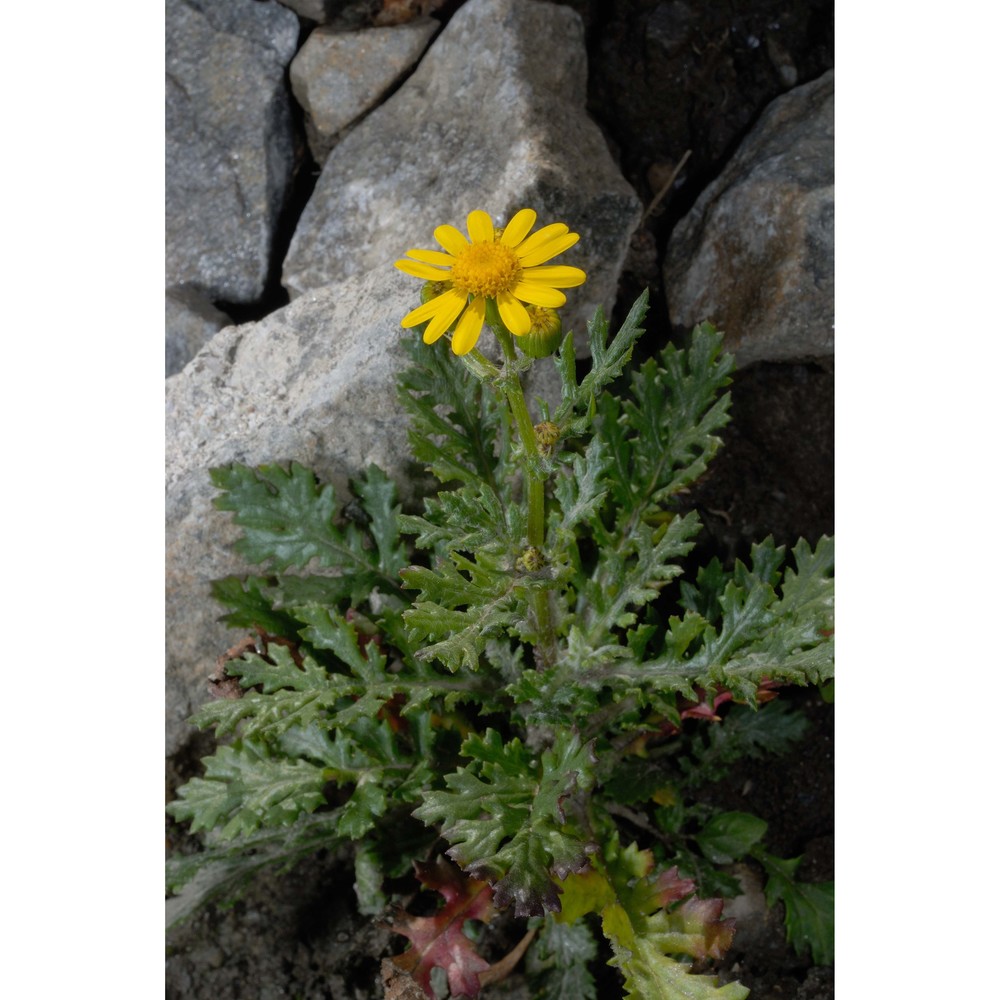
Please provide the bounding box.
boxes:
[395,208,587,355]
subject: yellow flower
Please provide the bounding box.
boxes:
[394,208,587,355]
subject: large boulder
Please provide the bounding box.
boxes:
[281,0,641,342]
[663,71,834,367]
[165,0,299,304]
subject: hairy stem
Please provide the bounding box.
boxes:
[486,302,554,663]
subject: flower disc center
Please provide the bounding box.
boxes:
[450,241,521,299]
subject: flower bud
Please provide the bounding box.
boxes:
[517,306,563,359]
[516,546,544,572]
[534,421,560,457]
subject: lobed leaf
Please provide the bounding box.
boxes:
[401,550,536,673]
[759,852,834,966]
[414,730,597,917]
[165,740,328,839]
[166,810,346,926]
[397,336,512,491]
[554,290,650,436]
[580,537,835,724]
[210,462,406,602]
[526,918,598,1000]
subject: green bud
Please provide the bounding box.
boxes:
[517,306,563,358]
[516,546,544,572]
[534,421,560,457]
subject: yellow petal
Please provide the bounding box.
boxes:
[423,289,469,343]
[466,209,494,243]
[451,296,486,355]
[401,293,448,328]
[424,292,469,344]
[406,248,458,267]
[517,232,579,268]
[435,224,469,256]
[500,208,537,247]
[519,265,587,288]
[395,259,450,281]
[512,282,566,308]
[497,289,531,335]
[401,287,465,330]
[514,223,568,259]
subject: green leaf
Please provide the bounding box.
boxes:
[554,291,650,436]
[526,918,598,1000]
[209,575,305,634]
[350,464,409,578]
[759,853,834,966]
[550,436,611,547]
[678,701,810,789]
[413,730,597,917]
[586,322,732,528]
[597,538,835,713]
[582,511,702,640]
[188,645,344,740]
[400,480,522,555]
[402,551,533,673]
[210,462,405,601]
[353,840,388,917]
[165,740,329,839]
[695,812,769,864]
[398,336,512,491]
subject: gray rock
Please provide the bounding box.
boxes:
[291,20,439,163]
[281,0,641,344]
[167,266,414,753]
[663,70,834,367]
[166,285,232,377]
[166,0,299,304]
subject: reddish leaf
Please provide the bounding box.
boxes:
[387,858,497,998]
[674,897,737,960]
[649,865,697,906]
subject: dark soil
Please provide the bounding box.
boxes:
[167,1,834,996]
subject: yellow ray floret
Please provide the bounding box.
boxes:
[395,208,587,355]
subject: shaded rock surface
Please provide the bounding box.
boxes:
[291,19,439,163]
[165,0,299,304]
[166,285,232,377]
[663,70,834,366]
[282,0,642,343]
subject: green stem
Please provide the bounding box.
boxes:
[486,301,554,660]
